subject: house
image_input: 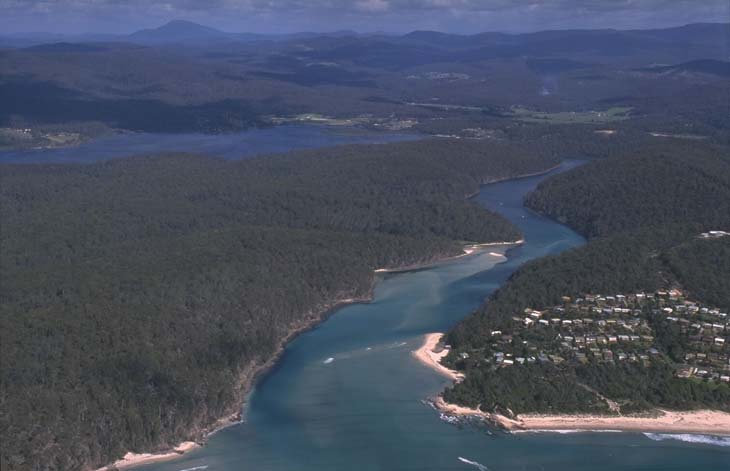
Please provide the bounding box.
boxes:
[549,355,565,364]
[676,367,694,378]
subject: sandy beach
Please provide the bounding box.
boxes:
[435,384,730,436]
[95,442,200,470]
[511,410,730,434]
[412,333,464,381]
[417,335,730,436]
[376,241,515,274]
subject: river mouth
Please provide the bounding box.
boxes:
[135,161,729,471]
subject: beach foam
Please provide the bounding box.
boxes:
[643,433,730,447]
[440,413,460,424]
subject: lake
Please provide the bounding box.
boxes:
[135,161,730,471]
[0,125,418,164]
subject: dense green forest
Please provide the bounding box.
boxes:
[524,141,730,238]
[0,138,558,471]
[444,140,730,416]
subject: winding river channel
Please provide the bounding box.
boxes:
[135,160,729,471]
[5,125,727,469]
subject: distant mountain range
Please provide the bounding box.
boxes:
[1,20,727,52]
[0,20,366,47]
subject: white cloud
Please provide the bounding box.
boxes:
[356,0,390,12]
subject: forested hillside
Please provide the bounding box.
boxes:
[524,141,730,238]
[0,138,558,471]
[444,140,730,416]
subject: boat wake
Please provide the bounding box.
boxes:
[643,433,730,447]
[457,457,490,470]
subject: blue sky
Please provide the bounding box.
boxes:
[1,0,729,34]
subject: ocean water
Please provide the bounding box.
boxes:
[0,125,418,164]
[135,161,730,471]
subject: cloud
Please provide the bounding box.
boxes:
[1,0,728,34]
[356,0,390,13]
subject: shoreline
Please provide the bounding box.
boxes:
[412,333,465,382]
[94,296,372,471]
[375,240,519,274]
[94,242,510,471]
[91,163,560,470]
[417,335,730,437]
[482,163,563,185]
[464,163,564,199]
[95,442,200,470]
[506,410,730,435]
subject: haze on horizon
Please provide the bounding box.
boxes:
[1,0,729,36]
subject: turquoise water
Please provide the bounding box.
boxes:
[0,125,417,164]
[137,162,729,471]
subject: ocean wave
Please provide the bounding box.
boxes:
[458,457,490,471]
[179,466,208,471]
[643,433,730,447]
[323,357,334,364]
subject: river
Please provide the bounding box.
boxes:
[0,125,418,164]
[134,160,729,471]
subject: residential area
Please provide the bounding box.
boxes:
[453,289,730,383]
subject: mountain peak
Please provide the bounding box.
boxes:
[129,20,229,43]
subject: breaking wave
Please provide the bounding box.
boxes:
[458,457,490,470]
[643,433,730,447]
[440,413,460,424]
[323,357,334,364]
[179,466,208,471]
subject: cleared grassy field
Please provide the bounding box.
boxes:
[509,106,633,124]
